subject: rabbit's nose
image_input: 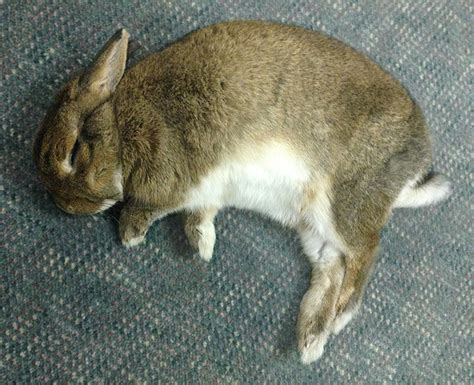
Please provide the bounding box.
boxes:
[61,204,75,214]
[54,199,75,214]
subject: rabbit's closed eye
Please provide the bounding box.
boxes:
[70,140,80,165]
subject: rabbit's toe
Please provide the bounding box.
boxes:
[185,219,216,261]
[297,291,332,364]
[196,221,216,261]
[122,234,145,248]
[298,330,329,364]
[120,223,148,248]
[332,281,361,334]
[333,303,359,335]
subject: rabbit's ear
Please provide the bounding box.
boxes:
[78,29,129,104]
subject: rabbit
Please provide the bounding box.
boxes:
[33,21,452,364]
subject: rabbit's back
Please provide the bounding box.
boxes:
[116,21,431,207]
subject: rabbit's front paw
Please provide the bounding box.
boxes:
[197,221,216,261]
[120,222,147,248]
[119,211,150,248]
[119,205,159,248]
[185,218,216,261]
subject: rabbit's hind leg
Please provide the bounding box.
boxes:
[332,238,379,335]
[297,223,345,364]
[329,167,393,335]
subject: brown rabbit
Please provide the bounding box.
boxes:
[33,21,452,363]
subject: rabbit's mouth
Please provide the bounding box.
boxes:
[53,195,117,215]
[94,199,118,213]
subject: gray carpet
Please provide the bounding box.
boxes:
[2,1,472,383]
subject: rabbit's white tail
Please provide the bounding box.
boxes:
[394,172,452,208]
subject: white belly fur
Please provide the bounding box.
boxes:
[184,141,312,225]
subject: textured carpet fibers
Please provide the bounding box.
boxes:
[1,1,472,383]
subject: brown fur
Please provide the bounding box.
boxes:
[33,21,442,362]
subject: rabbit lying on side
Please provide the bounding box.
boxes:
[33,21,452,364]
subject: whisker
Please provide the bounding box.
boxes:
[105,211,120,225]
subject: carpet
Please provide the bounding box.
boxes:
[2,0,472,383]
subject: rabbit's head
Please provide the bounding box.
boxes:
[33,29,129,214]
